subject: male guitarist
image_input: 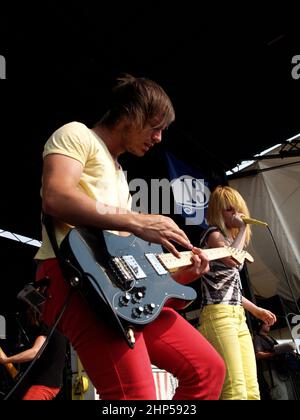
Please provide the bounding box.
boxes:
[35,74,226,400]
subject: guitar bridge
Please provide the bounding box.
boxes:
[109,257,135,281]
[109,255,147,288]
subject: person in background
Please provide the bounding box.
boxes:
[0,307,67,400]
[34,74,226,400]
[254,322,296,359]
[253,321,299,400]
[198,185,276,400]
[254,322,278,360]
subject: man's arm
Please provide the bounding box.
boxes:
[42,154,193,257]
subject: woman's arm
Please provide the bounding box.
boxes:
[242,297,277,325]
[206,230,242,268]
[0,336,46,365]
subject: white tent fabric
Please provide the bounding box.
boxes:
[229,145,300,303]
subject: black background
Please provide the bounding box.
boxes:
[1,2,300,312]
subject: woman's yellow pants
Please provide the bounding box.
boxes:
[199,304,260,400]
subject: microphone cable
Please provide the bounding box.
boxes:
[266,225,300,314]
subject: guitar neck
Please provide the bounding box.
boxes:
[157,248,231,273]
[0,346,19,379]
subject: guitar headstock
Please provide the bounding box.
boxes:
[224,246,254,264]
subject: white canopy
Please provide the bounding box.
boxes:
[229,139,300,304]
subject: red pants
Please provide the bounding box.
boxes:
[22,385,60,400]
[37,259,225,400]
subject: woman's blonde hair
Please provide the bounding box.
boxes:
[206,185,252,245]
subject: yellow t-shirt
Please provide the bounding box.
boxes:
[35,121,132,260]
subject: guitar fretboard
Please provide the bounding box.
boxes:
[157,248,231,272]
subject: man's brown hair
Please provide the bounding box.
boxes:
[98,74,175,129]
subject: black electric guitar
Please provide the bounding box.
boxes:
[59,227,253,348]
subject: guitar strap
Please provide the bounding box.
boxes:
[42,213,82,285]
[42,212,61,260]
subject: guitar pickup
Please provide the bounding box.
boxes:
[145,253,168,275]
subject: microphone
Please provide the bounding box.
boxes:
[241,216,268,227]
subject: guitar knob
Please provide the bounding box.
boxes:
[119,293,131,306]
[132,306,144,318]
[132,291,144,303]
[144,303,156,314]
[70,276,81,288]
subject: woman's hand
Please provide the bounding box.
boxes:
[231,213,246,229]
[242,297,277,326]
[254,307,277,326]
